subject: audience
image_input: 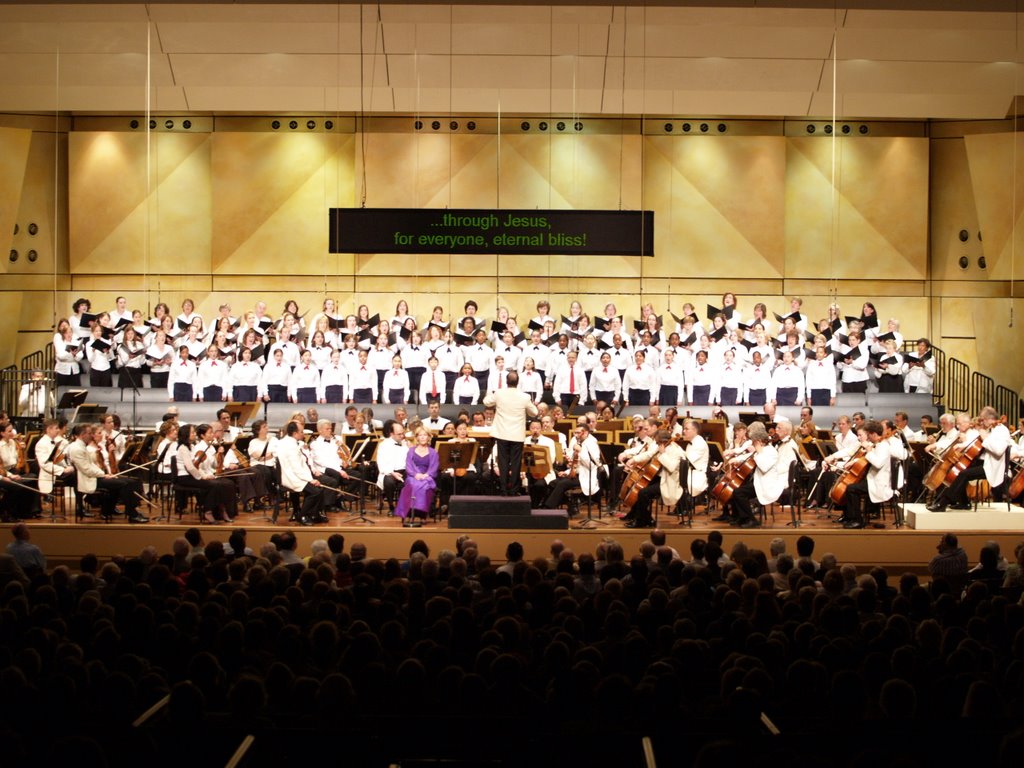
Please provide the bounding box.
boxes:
[5,523,45,577]
[1,526,1022,766]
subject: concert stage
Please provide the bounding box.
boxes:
[18,501,1024,575]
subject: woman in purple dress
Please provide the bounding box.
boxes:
[395,426,439,526]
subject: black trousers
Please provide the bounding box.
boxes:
[625,476,661,526]
[544,476,580,509]
[495,438,524,496]
[297,482,326,521]
[730,475,758,523]
[843,477,873,525]
[382,473,405,510]
[96,476,144,517]
[945,461,994,505]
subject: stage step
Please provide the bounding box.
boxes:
[447,494,568,529]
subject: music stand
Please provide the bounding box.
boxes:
[438,441,478,514]
[225,402,262,430]
[563,445,607,528]
[72,404,108,425]
[57,389,88,412]
[341,437,380,524]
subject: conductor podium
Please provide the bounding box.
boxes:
[447,495,569,530]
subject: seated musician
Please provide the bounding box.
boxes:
[929,407,1012,511]
[0,420,41,520]
[208,421,268,513]
[810,415,861,508]
[542,423,602,512]
[277,420,328,526]
[376,420,409,513]
[924,413,957,458]
[309,418,355,500]
[68,423,148,523]
[623,429,686,528]
[679,418,710,514]
[35,418,74,505]
[521,418,556,508]
[437,421,479,510]
[838,420,892,529]
[729,421,785,529]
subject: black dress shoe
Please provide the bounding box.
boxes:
[926,503,947,512]
[949,502,971,510]
[843,521,865,529]
[299,518,314,527]
[740,520,760,528]
[711,514,732,523]
[835,516,848,524]
[624,521,638,528]
[129,514,150,524]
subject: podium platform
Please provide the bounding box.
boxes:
[905,503,1024,531]
[447,495,569,530]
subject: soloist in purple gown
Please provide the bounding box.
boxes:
[394,447,439,518]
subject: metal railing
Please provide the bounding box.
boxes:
[21,343,54,375]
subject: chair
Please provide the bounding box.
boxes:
[272,458,301,524]
[169,456,199,521]
[881,457,906,527]
[74,487,111,523]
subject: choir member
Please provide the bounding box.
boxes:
[805,346,837,406]
[836,330,869,393]
[770,350,804,406]
[320,349,348,404]
[622,349,657,407]
[874,338,904,393]
[743,350,773,407]
[688,349,714,406]
[589,352,621,406]
[260,347,291,403]
[902,338,936,394]
[714,348,744,406]
[54,322,84,387]
[383,354,411,405]
[349,349,377,404]
[552,350,586,407]
[289,349,322,404]
[87,324,114,387]
[518,357,544,403]
[452,363,481,405]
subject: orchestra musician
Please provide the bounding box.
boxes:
[928,407,1011,511]
[678,418,710,516]
[277,420,327,526]
[67,423,147,523]
[35,418,74,501]
[0,420,41,520]
[728,421,785,529]
[623,428,686,528]
[176,423,235,523]
[838,420,892,529]
[542,422,602,512]
[376,420,410,513]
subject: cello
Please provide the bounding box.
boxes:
[711,453,756,504]
[621,455,662,510]
[941,436,984,488]
[1007,458,1024,500]
[923,439,960,491]
[829,445,869,505]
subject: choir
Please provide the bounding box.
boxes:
[49,294,937,408]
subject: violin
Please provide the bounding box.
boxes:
[15,436,29,474]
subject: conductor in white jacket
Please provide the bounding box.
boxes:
[483,371,539,496]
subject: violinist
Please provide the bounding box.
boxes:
[838,420,892,529]
[309,419,355,497]
[216,408,241,443]
[98,415,127,472]
[246,419,277,494]
[35,418,74,500]
[522,418,555,508]
[0,420,40,520]
[729,421,785,529]
[176,423,235,524]
[209,422,267,513]
[929,407,1011,511]
[67,424,147,523]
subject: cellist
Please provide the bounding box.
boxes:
[929,407,1011,511]
[624,429,686,529]
[838,420,892,529]
[729,421,785,529]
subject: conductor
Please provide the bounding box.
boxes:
[484,370,539,496]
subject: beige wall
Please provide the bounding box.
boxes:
[1,117,1020,404]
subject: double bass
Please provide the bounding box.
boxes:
[829,445,869,505]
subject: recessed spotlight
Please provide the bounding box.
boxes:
[271,120,281,130]
[414,120,423,130]
[959,229,969,242]
[699,123,709,133]
[682,123,691,133]
[12,224,18,235]
[717,123,726,133]
[431,120,440,130]
[806,125,816,134]
[149,119,156,130]
[182,120,192,130]
[664,123,673,133]
[841,124,851,134]
[449,121,458,130]
[27,250,38,263]
[164,120,174,130]
[557,121,565,131]
[573,122,583,131]
[9,250,17,263]
[28,223,37,236]
[289,120,298,130]
[958,256,969,270]
[824,124,833,135]
[467,121,476,131]
[325,120,334,130]
[521,121,530,131]
[307,120,316,130]
[130,119,139,129]
[859,124,868,134]
[539,121,548,131]
[978,256,987,269]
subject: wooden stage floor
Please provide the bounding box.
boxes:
[15,498,1024,573]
